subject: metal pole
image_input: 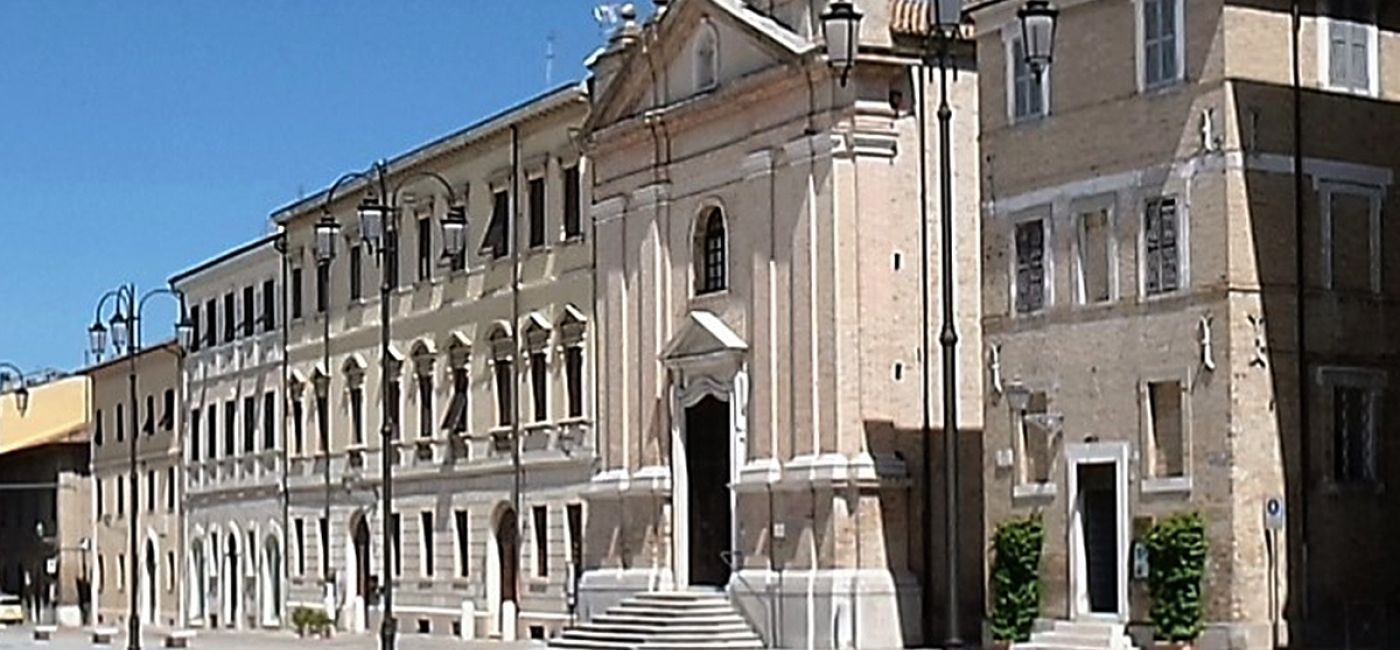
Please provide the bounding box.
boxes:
[937,37,963,650]
[378,169,397,650]
[321,259,334,616]
[916,53,937,647]
[127,288,142,650]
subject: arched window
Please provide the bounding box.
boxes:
[695,208,727,294]
[695,21,718,91]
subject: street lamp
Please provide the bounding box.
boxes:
[313,211,339,618]
[825,1,1055,646]
[89,285,192,650]
[0,362,29,413]
[819,0,862,86]
[320,162,466,650]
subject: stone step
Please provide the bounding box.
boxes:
[550,591,765,650]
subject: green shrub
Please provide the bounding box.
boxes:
[291,606,333,637]
[988,515,1045,642]
[1145,512,1208,642]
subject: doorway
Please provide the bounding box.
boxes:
[496,508,519,606]
[143,540,157,625]
[225,533,239,628]
[685,396,732,588]
[352,516,371,615]
[489,506,519,637]
[1078,464,1117,614]
[1068,444,1128,621]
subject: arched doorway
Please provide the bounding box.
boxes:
[142,539,158,624]
[225,532,239,628]
[488,506,519,636]
[190,542,207,623]
[685,395,732,587]
[261,536,281,626]
[352,515,371,620]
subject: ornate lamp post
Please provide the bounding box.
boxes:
[320,163,466,650]
[822,0,1056,646]
[89,286,193,650]
[0,362,28,413]
[313,211,341,619]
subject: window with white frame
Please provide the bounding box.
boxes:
[1013,390,1054,487]
[1143,197,1183,295]
[1320,367,1385,486]
[1144,379,1187,481]
[1140,0,1182,89]
[532,505,549,577]
[1322,183,1382,294]
[294,518,305,576]
[454,509,470,578]
[1009,35,1047,121]
[1075,207,1114,304]
[1323,0,1377,94]
[390,512,402,577]
[420,511,435,577]
[1014,218,1047,314]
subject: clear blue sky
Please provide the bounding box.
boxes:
[0,1,608,375]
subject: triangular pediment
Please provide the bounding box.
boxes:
[662,310,748,365]
[589,0,813,130]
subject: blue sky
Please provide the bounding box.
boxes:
[0,1,608,374]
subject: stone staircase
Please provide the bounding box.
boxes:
[1014,619,1139,650]
[549,591,765,650]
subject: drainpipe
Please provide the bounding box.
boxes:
[1290,0,1310,636]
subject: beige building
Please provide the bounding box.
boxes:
[971,0,1400,647]
[575,1,983,648]
[89,342,185,629]
[270,84,594,640]
[0,374,92,627]
[171,234,287,631]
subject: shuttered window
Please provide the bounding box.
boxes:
[1144,198,1181,295]
[1014,219,1046,313]
[483,189,511,259]
[1327,1,1374,93]
[1142,0,1179,88]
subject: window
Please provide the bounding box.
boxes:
[263,391,276,451]
[350,384,365,445]
[162,389,174,431]
[1322,368,1385,486]
[116,403,125,442]
[243,396,256,454]
[386,375,402,440]
[1324,0,1376,94]
[531,351,548,422]
[206,404,218,460]
[443,364,469,434]
[262,278,276,332]
[484,188,511,259]
[454,509,470,578]
[291,267,304,319]
[292,398,304,456]
[117,554,125,591]
[386,229,401,288]
[242,285,255,336]
[224,399,236,457]
[190,408,200,461]
[695,21,718,91]
[417,216,433,281]
[420,511,435,577]
[316,263,329,313]
[418,373,433,439]
[116,477,124,516]
[1010,35,1047,121]
[166,466,176,511]
[390,512,402,577]
[98,556,105,593]
[1146,380,1186,479]
[495,358,514,427]
[565,346,584,419]
[563,165,582,239]
[146,470,156,512]
[696,208,727,294]
[1143,197,1182,295]
[1141,0,1181,89]
[1013,391,1053,486]
[528,177,546,249]
[95,408,104,446]
[318,517,329,577]
[348,244,362,300]
[189,304,201,353]
[168,551,176,592]
[96,478,104,517]
[566,504,583,579]
[204,298,217,347]
[1014,219,1047,313]
[316,393,329,453]
[223,292,236,342]
[1076,208,1112,304]
[143,395,155,435]
[294,518,306,576]
[532,505,549,577]
[1323,186,1381,293]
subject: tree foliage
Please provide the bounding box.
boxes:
[989,515,1045,642]
[1145,511,1208,642]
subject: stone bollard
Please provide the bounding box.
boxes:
[459,600,475,641]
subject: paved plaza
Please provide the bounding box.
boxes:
[0,626,544,650]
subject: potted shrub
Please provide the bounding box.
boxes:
[1145,512,1208,650]
[291,606,334,638]
[988,516,1045,649]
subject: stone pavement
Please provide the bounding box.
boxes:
[0,626,545,650]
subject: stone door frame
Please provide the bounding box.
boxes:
[1065,441,1129,623]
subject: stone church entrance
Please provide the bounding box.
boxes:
[685,395,732,588]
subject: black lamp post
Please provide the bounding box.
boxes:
[320,163,466,650]
[822,0,1055,647]
[89,286,193,650]
[0,362,29,413]
[313,212,340,617]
